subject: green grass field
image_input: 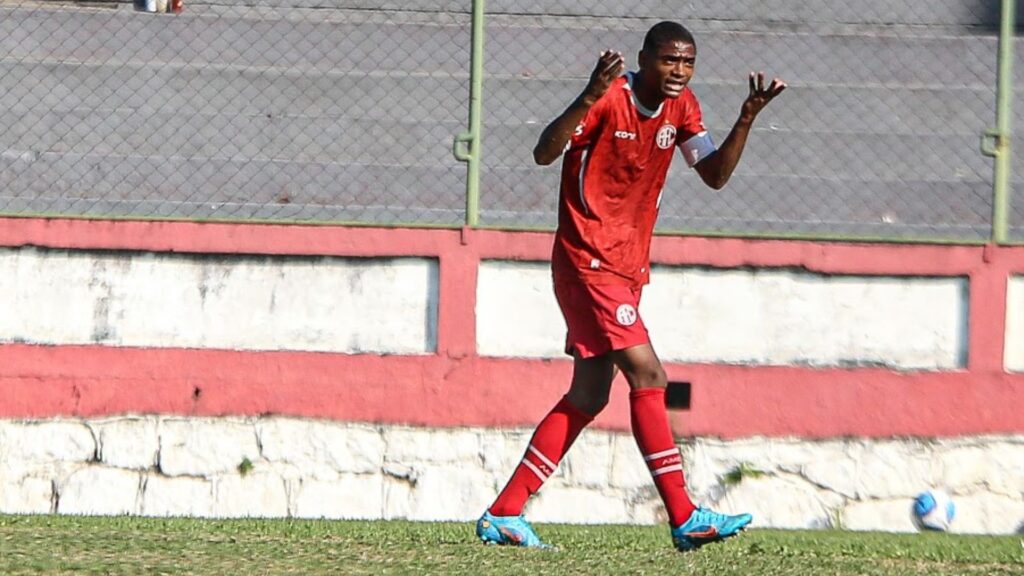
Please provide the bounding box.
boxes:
[0,515,1021,575]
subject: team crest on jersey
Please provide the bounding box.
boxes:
[616,304,638,326]
[656,124,677,149]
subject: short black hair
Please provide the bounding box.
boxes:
[642,21,695,53]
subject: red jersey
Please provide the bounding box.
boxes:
[552,73,710,287]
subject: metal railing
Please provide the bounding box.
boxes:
[1004,0,1024,244]
[982,0,1019,244]
[0,0,1017,244]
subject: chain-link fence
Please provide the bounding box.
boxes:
[0,0,470,224]
[482,1,1013,241]
[0,0,1019,241]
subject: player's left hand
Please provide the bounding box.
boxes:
[740,71,786,122]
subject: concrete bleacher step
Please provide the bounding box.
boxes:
[483,24,1001,87]
[478,168,992,238]
[484,0,1011,27]
[0,152,466,223]
[2,108,465,166]
[190,0,1014,28]
[0,62,469,124]
[2,98,997,183]
[2,57,996,137]
[0,5,472,75]
[482,123,991,182]
[483,79,997,135]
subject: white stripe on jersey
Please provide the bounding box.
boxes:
[578,148,591,215]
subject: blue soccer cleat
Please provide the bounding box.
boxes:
[476,511,552,549]
[670,506,753,552]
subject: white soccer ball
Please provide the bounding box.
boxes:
[912,489,955,532]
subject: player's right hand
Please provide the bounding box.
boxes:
[583,50,624,103]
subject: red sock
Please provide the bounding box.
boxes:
[630,387,696,527]
[489,396,594,517]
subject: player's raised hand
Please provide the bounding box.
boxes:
[582,50,625,103]
[533,50,624,165]
[740,71,786,121]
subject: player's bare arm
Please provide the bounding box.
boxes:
[533,50,625,165]
[694,71,786,189]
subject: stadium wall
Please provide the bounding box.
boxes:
[0,218,1022,532]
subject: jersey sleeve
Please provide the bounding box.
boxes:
[676,93,716,167]
[565,93,609,152]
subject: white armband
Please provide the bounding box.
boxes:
[680,131,716,167]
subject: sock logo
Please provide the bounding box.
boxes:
[657,453,682,468]
[644,448,684,477]
[522,444,557,482]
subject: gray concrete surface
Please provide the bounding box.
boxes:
[0,0,1020,238]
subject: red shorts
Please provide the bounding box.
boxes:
[553,279,650,359]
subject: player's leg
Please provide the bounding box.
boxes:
[611,344,696,525]
[565,351,617,416]
[488,353,613,517]
[612,342,752,551]
[477,353,615,547]
[477,279,617,547]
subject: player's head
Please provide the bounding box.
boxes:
[638,21,696,100]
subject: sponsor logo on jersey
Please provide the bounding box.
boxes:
[614,130,637,140]
[656,124,677,149]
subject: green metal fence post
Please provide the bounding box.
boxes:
[452,0,485,227]
[981,0,1016,244]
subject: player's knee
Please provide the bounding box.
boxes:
[628,364,667,389]
[578,398,609,417]
[584,393,611,415]
[565,389,610,416]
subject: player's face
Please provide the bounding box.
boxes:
[639,40,696,99]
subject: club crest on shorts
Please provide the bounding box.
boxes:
[656,124,677,149]
[616,303,638,326]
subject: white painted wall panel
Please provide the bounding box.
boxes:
[476,261,563,358]
[646,268,967,369]
[1005,276,1024,372]
[0,248,437,354]
[476,261,967,370]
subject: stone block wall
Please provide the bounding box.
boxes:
[2,416,1021,534]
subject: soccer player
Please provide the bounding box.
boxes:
[476,21,786,551]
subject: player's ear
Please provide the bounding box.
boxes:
[637,49,646,70]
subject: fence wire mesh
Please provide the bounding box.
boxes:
[0,0,470,224]
[0,0,1018,241]
[481,1,1006,241]
[1010,16,1024,244]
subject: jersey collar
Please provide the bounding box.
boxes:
[624,72,663,119]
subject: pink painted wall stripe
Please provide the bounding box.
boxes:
[1,217,1023,438]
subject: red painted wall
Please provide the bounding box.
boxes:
[1,217,1023,438]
